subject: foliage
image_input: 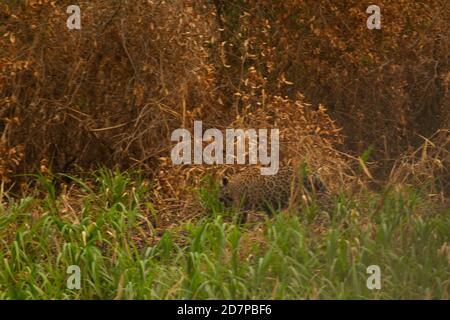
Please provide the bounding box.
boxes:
[0,171,448,299]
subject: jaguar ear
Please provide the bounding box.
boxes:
[221,177,229,187]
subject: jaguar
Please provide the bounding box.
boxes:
[219,166,325,219]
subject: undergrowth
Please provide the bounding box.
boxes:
[0,170,448,299]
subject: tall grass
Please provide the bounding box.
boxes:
[0,170,448,299]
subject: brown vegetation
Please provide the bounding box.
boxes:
[0,1,448,218]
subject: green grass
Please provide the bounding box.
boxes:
[0,169,448,299]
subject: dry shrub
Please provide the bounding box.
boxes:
[228,91,360,193]
[2,1,448,176]
[215,0,449,158]
[151,67,360,223]
[389,130,450,201]
[0,137,23,185]
[150,160,213,225]
[1,1,447,225]
[1,0,218,176]
[0,1,360,222]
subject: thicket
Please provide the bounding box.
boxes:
[0,1,448,204]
